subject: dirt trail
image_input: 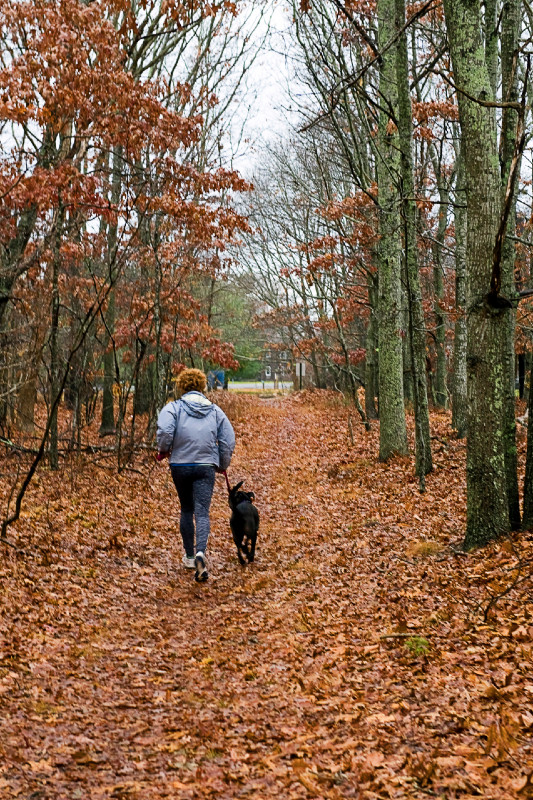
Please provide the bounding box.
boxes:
[0,393,531,799]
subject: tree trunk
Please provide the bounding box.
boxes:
[401,282,414,405]
[432,180,449,410]
[518,353,525,400]
[153,226,167,424]
[452,145,468,437]
[377,0,408,461]
[49,203,64,470]
[15,375,37,433]
[365,273,379,419]
[522,358,533,528]
[0,129,53,424]
[484,0,499,97]
[99,292,116,437]
[443,0,509,549]
[396,0,432,478]
[500,0,522,530]
[134,361,154,416]
[99,147,122,437]
[0,205,38,425]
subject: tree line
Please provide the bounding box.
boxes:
[0,0,262,461]
[238,0,533,549]
[0,0,269,540]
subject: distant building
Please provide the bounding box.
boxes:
[261,347,292,384]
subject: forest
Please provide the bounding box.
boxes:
[1,0,533,798]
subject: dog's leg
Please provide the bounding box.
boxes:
[248,535,256,563]
[231,524,246,566]
[236,538,247,566]
[241,536,251,559]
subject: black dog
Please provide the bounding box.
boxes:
[228,481,259,565]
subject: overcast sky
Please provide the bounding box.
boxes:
[229,2,295,177]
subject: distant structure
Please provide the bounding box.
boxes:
[261,347,292,386]
[293,360,313,390]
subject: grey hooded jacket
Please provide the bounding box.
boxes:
[156,391,235,469]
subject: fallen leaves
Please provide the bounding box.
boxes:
[0,392,532,798]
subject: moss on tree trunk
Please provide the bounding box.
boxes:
[443,0,510,548]
[396,0,432,477]
[377,0,408,461]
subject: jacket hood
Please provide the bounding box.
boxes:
[179,392,214,418]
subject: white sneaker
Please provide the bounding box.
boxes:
[182,554,195,568]
[194,551,208,582]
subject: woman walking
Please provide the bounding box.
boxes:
[156,368,235,582]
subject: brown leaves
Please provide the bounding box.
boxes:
[1,393,533,798]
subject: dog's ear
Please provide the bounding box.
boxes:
[231,480,244,494]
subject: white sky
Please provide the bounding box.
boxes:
[230,2,294,177]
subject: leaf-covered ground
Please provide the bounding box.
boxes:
[1,392,532,799]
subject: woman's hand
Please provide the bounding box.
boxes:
[156,451,169,461]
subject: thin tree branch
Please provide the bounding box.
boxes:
[299,0,437,133]
[489,55,530,303]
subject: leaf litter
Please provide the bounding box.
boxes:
[0,391,532,799]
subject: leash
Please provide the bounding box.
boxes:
[223,469,231,494]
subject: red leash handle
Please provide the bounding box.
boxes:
[223,470,231,493]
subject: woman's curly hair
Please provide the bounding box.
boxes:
[176,368,207,396]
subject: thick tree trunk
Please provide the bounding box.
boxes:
[396,0,432,478]
[484,0,499,97]
[443,0,509,548]
[377,0,408,461]
[134,361,154,416]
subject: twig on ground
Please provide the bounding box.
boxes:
[0,536,25,555]
[0,437,39,455]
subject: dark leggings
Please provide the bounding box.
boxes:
[170,465,216,557]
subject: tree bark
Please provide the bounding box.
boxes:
[500,0,522,530]
[432,179,449,410]
[484,0,499,97]
[99,147,122,437]
[451,145,468,437]
[443,0,509,548]
[0,206,38,424]
[49,202,64,470]
[15,375,37,433]
[99,292,116,437]
[365,272,379,419]
[396,0,432,478]
[523,358,533,528]
[377,0,408,461]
